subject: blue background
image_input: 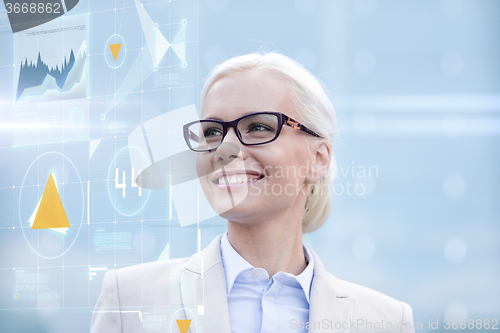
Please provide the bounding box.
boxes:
[0,0,499,332]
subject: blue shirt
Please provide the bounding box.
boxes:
[220,231,314,333]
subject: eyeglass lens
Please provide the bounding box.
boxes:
[187,114,279,151]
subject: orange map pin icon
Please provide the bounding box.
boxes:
[176,319,191,333]
[109,43,122,61]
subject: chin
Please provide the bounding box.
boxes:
[200,175,258,216]
[217,205,265,226]
[207,191,254,217]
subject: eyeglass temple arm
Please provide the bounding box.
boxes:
[283,115,322,138]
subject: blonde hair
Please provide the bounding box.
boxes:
[200,52,338,233]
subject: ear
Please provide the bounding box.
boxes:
[305,139,332,183]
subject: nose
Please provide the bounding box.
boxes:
[213,127,244,167]
[213,142,240,169]
[222,126,240,145]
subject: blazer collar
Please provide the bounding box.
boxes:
[180,234,355,333]
[180,234,231,333]
[308,247,356,333]
[183,233,223,275]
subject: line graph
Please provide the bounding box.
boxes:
[16,45,86,103]
[13,13,88,105]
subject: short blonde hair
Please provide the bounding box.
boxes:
[200,52,338,233]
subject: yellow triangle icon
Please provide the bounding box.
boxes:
[176,319,191,333]
[32,173,71,230]
[109,43,122,61]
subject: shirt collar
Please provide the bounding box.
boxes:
[220,230,315,303]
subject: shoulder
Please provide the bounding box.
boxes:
[309,247,414,328]
[310,250,415,333]
[331,275,415,331]
[100,257,190,306]
[91,258,193,332]
[112,257,189,282]
[337,277,402,311]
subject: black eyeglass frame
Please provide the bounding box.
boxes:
[183,111,322,152]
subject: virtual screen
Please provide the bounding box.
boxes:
[0,1,499,332]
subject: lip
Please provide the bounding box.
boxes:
[211,169,264,185]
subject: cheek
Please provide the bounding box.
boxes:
[265,145,309,184]
[196,153,213,178]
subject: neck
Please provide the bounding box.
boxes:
[226,202,307,277]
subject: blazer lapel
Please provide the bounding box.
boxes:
[308,248,356,333]
[179,234,232,333]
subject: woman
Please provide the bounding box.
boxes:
[91,53,415,333]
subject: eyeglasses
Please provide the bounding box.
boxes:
[183,111,322,152]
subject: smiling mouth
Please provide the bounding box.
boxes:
[214,174,265,185]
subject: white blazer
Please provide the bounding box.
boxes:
[90,234,415,332]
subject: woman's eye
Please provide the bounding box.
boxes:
[248,123,274,132]
[204,127,222,137]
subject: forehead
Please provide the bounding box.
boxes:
[201,69,293,120]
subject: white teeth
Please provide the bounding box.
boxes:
[216,174,261,185]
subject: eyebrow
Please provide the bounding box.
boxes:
[201,110,258,121]
[201,116,223,121]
